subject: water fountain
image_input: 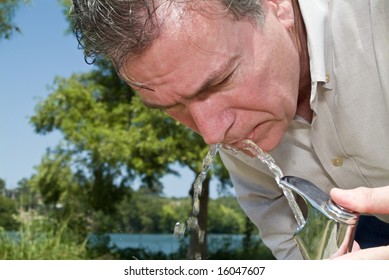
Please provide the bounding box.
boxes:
[174,140,359,259]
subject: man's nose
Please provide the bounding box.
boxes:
[188,101,233,145]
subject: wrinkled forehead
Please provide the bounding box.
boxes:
[119,1,236,81]
[154,0,234,36]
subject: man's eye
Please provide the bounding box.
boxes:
[212,72,234,88]
[210,69,237,90]
[219,73,234,86]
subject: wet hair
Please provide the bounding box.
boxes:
[71,0,264,69]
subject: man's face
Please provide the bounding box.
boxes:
[121,1,300,152]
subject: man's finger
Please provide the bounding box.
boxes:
[330,186,389,214]
[333,246,389,260]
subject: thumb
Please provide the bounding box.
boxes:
[330,186,389,214]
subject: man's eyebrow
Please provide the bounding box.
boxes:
[188,55,240,98]
[128,81,156,93]
[138,55,240,110]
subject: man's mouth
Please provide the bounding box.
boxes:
[221,124,261,152]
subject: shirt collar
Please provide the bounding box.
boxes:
[298,0,329,83]
[298,0,332,108]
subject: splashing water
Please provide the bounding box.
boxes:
[174,139,305,254]
[239,140,305,227]
[173,143,222,244]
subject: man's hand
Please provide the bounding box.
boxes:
[331,187,389,214]
[330,187,389,259]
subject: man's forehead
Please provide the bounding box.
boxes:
[120,2,237,76]
[156,0,234,35]
[117,0,260,97]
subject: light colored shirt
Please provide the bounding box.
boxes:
[219,0,389,259]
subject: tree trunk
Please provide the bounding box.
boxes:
[188,176,210,260]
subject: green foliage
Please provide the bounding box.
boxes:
[0,196,19,230]
[29,150,78,205]
[0,178,5,193]
[90,189,251,235]
[0,0,29,40]
[0,211,87,259]
[0,186,274,260]
[95,189,192,234]
[208,197,246,233]
[31,72,136,165]
[13,178,40,211]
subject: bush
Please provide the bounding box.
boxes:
[0,211,88,260]
[0,196,19,230]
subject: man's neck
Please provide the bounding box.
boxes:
[292,0,313,123]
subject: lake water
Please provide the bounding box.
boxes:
[4,231,256,255]
[108,234,256,255]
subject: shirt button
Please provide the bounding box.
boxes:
[326,74,331,83]
[332,157,344,167]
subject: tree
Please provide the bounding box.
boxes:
[208,198,245,234]
[0,0,29,40]
[0,178,5,195]
[0,196,19,230]
[0,179,19,230]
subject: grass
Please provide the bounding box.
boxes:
[0,210,88,260]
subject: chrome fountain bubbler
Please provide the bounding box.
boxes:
[280,176,360,260]
[236,140,360,260]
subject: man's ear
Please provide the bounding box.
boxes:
[264,0,295,29]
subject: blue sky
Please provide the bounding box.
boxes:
[0,0,224,198]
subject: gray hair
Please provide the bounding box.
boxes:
[71,0,264,69]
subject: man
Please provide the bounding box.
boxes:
[71,0,389,259]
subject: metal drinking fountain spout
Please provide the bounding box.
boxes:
[279,176,360,260]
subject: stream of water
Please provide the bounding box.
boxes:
[239,140,305,227]
[173,144,221,259]
[173,140,305,259]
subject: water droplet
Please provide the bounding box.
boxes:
[198,230,205,244]
[174,222,186,238]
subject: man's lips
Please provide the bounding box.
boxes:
[221,123,262,151]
